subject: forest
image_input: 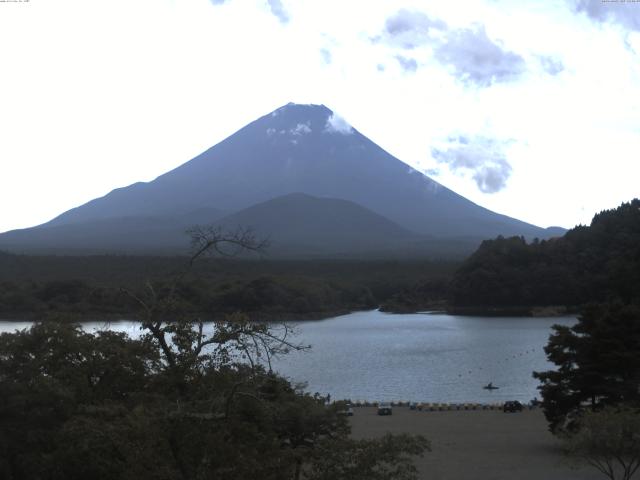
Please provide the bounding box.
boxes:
[2,200,639,321]
[0,252,456,321]
[449,199,640,312]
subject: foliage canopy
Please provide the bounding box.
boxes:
[451,199,640,309]
[0,229,429,480]
[534,303,640,433]
[563,406,640,480]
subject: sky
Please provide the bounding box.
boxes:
[1,0,639,233]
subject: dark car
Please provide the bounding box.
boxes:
[377,402,393,416]
[503,401,523,413]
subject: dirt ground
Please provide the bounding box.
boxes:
[349,407,602,480]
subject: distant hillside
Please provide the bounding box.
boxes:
[214,193,499,258]
[0,193,485,258]
[213,193,420,256]
[450,199,640,310]
[0,103,563,256]
[0,208,225,255]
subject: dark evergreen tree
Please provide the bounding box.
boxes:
[533,303,640,432]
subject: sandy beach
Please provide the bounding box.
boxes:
[349,407,602,480]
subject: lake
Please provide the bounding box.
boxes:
[0,310,574,404]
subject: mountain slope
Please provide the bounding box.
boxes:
[0,103,563,256]
[214,192,420,256]
[41,103,553,238]
[0,208,225,254]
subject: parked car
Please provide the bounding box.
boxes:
[409,402,418,410]
[337,402,354,416]
[503,401,523,413]
[345,403,354,416]
[378,402,393,416]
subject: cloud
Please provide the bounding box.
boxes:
[539,55,565,75]
[267,0,290,24]
[209,0,227,4]
[395,55,418,73]
[290,122,311,135]
[320,48,332,64]
[572,0,640,31]
[324,113,353,135]
[433,25,526,87]
[377,11,526,86]
[431,135,513,193]
[381,9,447,49]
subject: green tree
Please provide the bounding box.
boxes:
[534,303,640,433]
[306,434,430,480]
[0,322,157,479]
[563,407,640,480]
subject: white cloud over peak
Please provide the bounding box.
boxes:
[324,113,353,135]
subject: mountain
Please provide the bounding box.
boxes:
[214,192,420,257]
[0,103,563,256]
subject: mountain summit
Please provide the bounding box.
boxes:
[0,103,561,256]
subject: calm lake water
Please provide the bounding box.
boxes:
[0,310,575,404]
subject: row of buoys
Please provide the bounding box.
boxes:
[452,347,541,380]
[344,401,538,410]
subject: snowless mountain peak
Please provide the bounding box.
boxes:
[263,103,354,139]
[0,101,563,256]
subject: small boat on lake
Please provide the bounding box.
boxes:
[483,382,499,390]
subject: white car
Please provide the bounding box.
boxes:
[337,402,354,416]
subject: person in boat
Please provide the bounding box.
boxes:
[488,382,493,389]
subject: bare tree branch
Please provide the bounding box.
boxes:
[187,225,269,267]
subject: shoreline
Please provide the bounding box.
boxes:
[0,308,356,324]
[1,303,582,323]
[383,304,579,317]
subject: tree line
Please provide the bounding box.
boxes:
[450,199,640,310]
[0,254,456,320]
